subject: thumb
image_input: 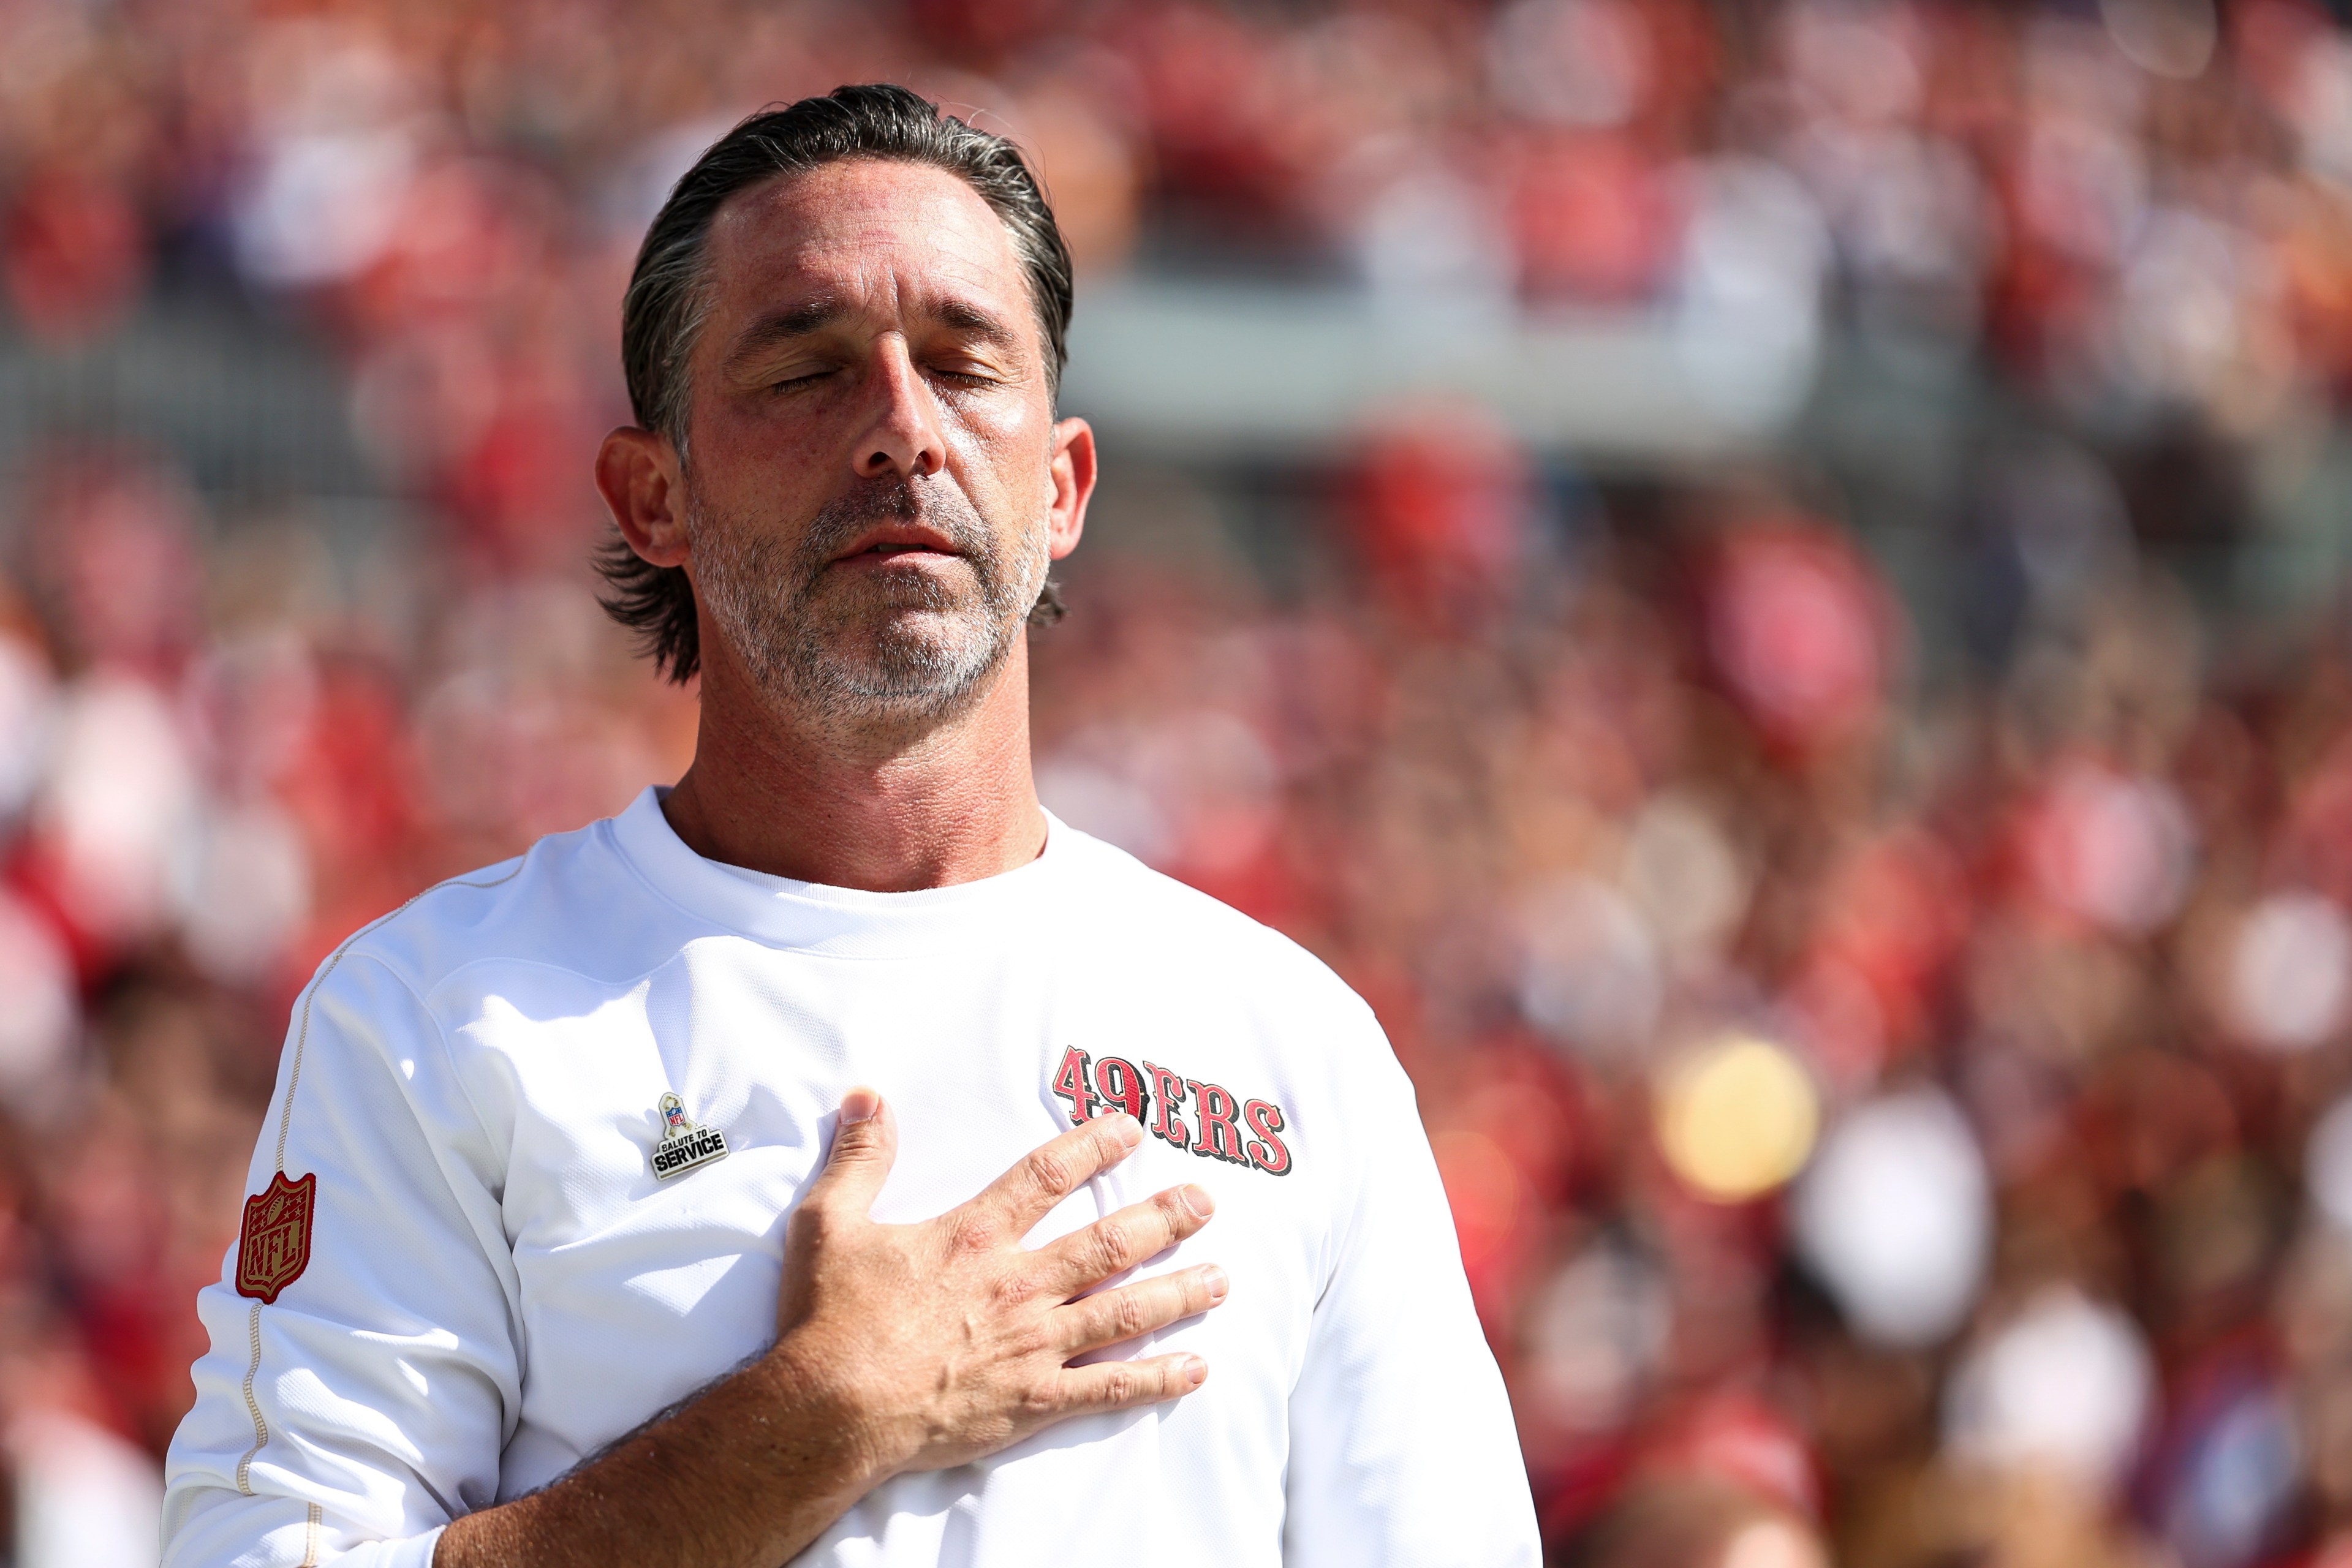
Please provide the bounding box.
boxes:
[804,1087,896,1216]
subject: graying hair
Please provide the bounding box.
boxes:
[600,83,1075,683]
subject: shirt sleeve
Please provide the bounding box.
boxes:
[1282,1025,1541,1567]
[164,947,521,1568]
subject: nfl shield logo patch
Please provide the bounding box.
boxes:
[235,1172,316,1305]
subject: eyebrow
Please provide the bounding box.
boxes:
[725,299,851,369]
[929,297,1023,352]
[723,294,1026,372]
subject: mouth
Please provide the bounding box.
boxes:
[830,524,963,565]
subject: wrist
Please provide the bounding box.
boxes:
[761,1327,910,1489]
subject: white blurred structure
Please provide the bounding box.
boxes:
[14,1409,162,1568]
[28,676,199,945]
[1519,876,1664,1060]
[0,891,75,1091]
[1519,1234,1671,1435]
[1794,1088,1991,1348]
[2229,892,2352,1053]
[172,799,312,987]
[1944,1286,2155,1495]
[1620,793,1750,973]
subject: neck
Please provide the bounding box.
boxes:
[660,633,1048,892]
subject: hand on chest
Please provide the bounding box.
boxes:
[474,948,1330,1449]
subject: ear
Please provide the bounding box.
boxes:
[596,426,690,568]
[1045,416,1097,562]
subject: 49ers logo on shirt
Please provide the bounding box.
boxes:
[235,1171,316,1304]
[1050,1047,1292,1176]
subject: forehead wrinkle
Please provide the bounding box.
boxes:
[707,163,1027,312]
[717,159,1012,254]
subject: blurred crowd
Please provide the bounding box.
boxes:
[1,1,2351,1566]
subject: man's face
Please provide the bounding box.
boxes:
[674,158,1080,725]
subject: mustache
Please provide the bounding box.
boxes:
[796,476,995,575]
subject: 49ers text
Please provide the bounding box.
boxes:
[1050,1046,1292,1176]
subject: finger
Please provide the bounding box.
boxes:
[963,1115,1142,1237]
[1033,1184,1216,1295]
[1055,1353,1210,1415]
[1051,1265,1229,1355]
[797,1088,898,1219]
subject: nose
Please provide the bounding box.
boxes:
[853,336,946,481]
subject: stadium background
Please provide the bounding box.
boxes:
[1,1,2350,1564]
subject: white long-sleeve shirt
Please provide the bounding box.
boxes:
[163,788,1539,1567]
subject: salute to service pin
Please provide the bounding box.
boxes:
[649,1092,729,1181]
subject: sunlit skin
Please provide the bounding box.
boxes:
[593,157,1098,892]
[429,157,1220,1568]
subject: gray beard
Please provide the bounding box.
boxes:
[688,473,1046,728]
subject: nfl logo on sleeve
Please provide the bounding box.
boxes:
[235,1171,317,1305]
[649,1092,730,1181]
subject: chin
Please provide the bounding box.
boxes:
[784,615,1014,715]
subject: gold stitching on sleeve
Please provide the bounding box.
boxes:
[236,862,529,1493]
[300,1502,322,1567]
[234,1300,268,1494]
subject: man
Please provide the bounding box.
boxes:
[164,85,1538,1567]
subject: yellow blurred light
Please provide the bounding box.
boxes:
[1654,1035,1820,1202]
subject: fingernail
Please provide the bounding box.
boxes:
[1181,1184,1214,1219]
[840,1088,880,1124]
[1203,1266,1229,1303]
[1103,1114,1142,1148]
[1184,1356,1208,1387]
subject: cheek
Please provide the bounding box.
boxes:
[937,391,1036,458]
[719,409,809,462]
[944,410,1055,511]
[695,409,831,503]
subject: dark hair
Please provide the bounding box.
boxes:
[598,83,1075,683]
